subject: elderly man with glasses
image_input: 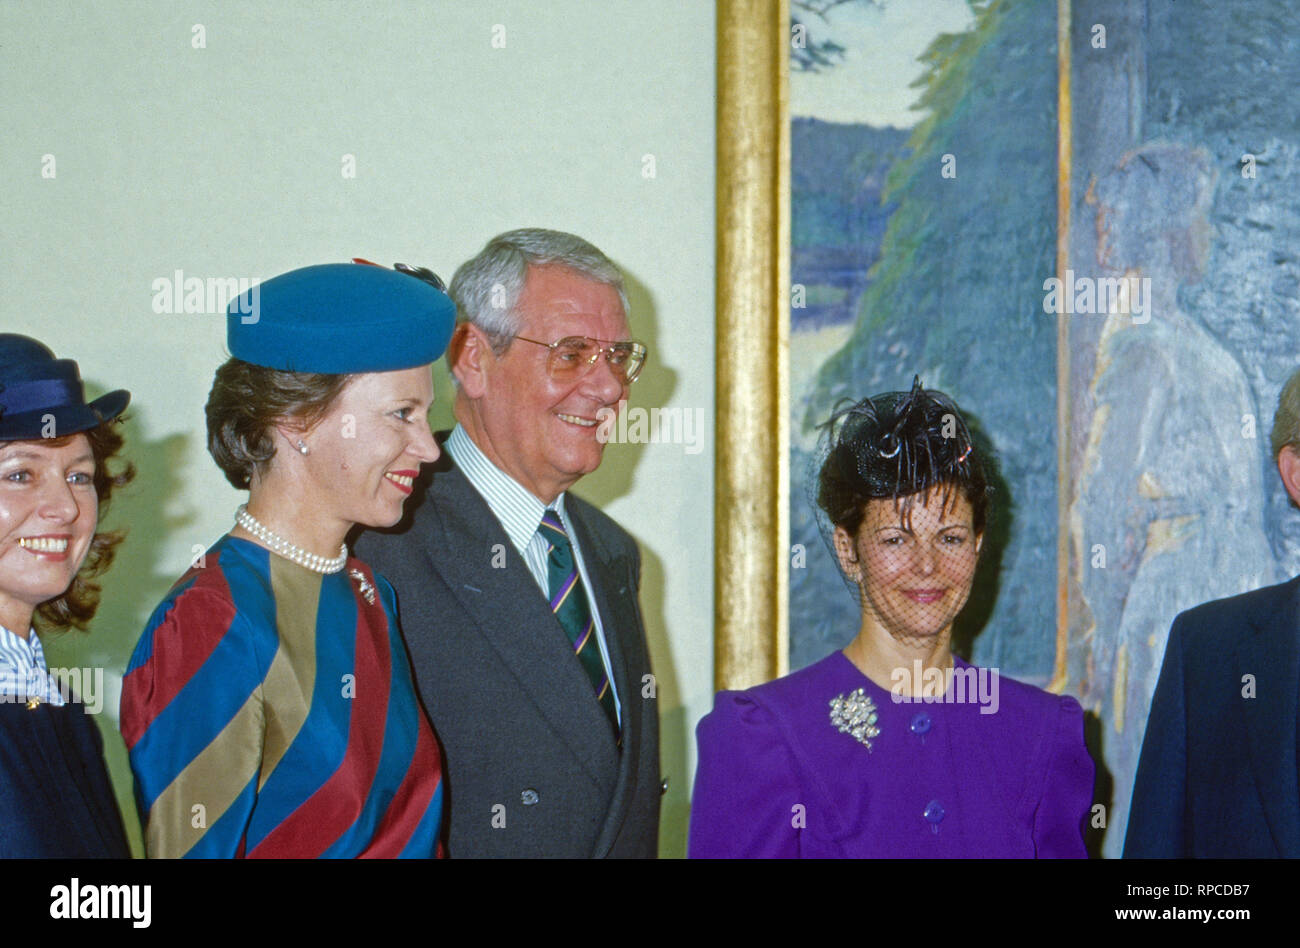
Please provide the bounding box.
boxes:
[356,228,660,858]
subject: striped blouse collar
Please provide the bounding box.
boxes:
[0,622,66,705]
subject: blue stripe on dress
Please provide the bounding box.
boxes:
[319,604,416,858]
[187,775,259,858]
[130,605,269,815]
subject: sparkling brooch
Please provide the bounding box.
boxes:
[349,569,376,605]
[829,688,881,751]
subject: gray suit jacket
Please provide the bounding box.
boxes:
[353,443,660,857]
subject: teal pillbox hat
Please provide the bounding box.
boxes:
[227,263,455,374]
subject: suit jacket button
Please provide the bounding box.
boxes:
[660,777,669,796]
[521,789,540,806]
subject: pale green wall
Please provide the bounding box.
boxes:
[2,0,714,857]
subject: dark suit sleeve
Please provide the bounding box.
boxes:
[1124,615,1189,857]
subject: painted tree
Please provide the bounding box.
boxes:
[793,0,1059,676]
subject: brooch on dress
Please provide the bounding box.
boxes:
[829,688,881,751]
[349,569,376,605]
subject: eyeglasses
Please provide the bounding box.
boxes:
[513,335,647,384]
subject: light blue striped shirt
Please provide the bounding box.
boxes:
[446,425,621,720]
[0,623,66,707]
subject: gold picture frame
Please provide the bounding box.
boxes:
[713,0,790,690]
[712,0,1077,691]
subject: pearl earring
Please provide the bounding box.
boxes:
[297,440,309,455]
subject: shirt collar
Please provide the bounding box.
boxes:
[0,623,44,665]
[446,425,568,552]
[0,622,65,705]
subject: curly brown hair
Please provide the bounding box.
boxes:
[205,358,351,489]
[34,418,135,632]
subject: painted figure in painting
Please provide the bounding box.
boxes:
[1075,142,1277,854]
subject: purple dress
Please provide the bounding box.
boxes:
[689,651,1093,858]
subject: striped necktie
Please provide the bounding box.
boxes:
[540,509,619,737]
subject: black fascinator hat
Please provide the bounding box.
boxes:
[814,377,989,537]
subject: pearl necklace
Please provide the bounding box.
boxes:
[235,504,348,574]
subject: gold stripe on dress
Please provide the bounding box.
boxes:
[259,558,321,789]
[145,686,265,858]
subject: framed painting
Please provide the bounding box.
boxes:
[715,0,1300,856]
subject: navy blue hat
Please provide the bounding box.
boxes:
[227,262,456,374]
[0,335,130,441]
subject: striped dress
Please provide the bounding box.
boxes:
[121,535,443,858]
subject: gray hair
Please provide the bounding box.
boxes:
[1271,367,1300,462]
[448,228,629,352]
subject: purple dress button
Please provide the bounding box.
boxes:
[910,712,932,735]
[923,800,945,833]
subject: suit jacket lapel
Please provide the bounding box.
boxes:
[568,503,643,856]
[1235,575,1300,857]
[423,465,621,789]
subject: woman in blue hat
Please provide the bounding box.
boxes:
[121,261,456,858]
[0,334,133,858]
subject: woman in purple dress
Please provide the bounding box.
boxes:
[690,381,1093,858]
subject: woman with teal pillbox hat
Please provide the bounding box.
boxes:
[0,333,133,857]
[121,260,456,858]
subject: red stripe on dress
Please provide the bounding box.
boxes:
[120,566,235,749]
[359,717,442,858]
[246,564,391,858]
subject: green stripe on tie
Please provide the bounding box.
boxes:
[541,509,619,740]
